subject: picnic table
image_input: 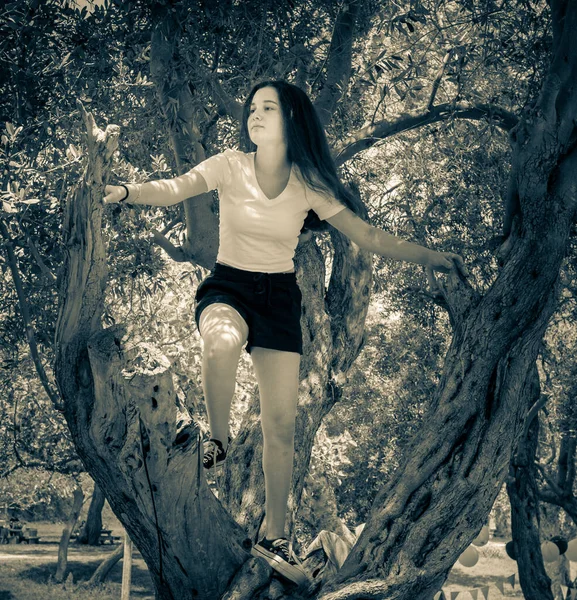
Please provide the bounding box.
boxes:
[99,528,121,545]
[0,524,39,544]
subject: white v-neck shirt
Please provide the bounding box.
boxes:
[190,149,345,273]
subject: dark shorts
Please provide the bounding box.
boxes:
[194,263,303,355]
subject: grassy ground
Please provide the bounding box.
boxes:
[0,526,572,599]
[0,521,154,600]
[445,539,524,599]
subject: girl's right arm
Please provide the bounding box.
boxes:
[103,170,209,206]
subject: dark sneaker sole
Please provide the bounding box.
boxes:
[251,545,309,586]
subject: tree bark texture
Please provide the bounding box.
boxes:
[78,482,105,545]
[314,1,359,128]
[317,4,577,599]
[506,367,554,600]
[55,485,84,583]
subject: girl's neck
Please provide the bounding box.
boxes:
[254,147,290,175]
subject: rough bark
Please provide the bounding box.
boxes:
[54,105,250,600]
[316,4,577,599]
[78,482,105,545]
[507,369,554,600]
[55,484,84,583]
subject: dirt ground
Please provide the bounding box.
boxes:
[0,524,572,599]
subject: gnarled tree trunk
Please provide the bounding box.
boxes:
[78,482,105,546]
[317,3,577,599]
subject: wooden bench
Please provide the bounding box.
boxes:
[99,529,121,544]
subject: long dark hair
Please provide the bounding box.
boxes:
[239,80,361,231]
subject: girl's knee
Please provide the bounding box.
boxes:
[203,332,245,361]
[263,422,295,449]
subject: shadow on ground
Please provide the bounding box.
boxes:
[18,559,154,596]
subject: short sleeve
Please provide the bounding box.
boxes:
[188,149,236,193]
[304,186,346,221]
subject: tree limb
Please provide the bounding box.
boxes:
[427,49,452,111]
[150,229,187,262]
[203,72,243,121]
[314,1,360,127]
[333,101,518,165]
[0,219,63,411]
[522,393,549,438]
[25,233,57,283]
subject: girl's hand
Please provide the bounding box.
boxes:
[425,250,468,292]
[103,185,127,204]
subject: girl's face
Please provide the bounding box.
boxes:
[247,87,286,148]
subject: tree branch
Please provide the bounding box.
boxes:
[522,393,549,438]
[203,72,243,121]
[150,229,187,262]
[25,233,57,283]
[427,49,452,111]
[333,101,518,165]
[0,219,63,411]
[314,1,360,127]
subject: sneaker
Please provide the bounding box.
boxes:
[203,437,231,470]
[251,537,309,586]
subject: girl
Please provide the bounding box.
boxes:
[104,80,466,586]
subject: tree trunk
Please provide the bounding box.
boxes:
[78,482,105,545]
[317,4,577,599]
[507,368,553,600]
[55,484,84,583]
[149,12,218,268]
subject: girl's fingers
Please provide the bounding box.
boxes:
[425,265,439,292]
[103,185,120,204]
[450,253,469,277]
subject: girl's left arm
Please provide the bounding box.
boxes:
[326,207,467,276]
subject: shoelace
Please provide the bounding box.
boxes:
[272,538,302,566]
[203,440,222,468]
[204,438,227,495]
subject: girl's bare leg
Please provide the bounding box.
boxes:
[199,303,249,445]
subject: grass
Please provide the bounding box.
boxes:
[0,526,571,599]
[0,521,154,600]
[445,539,524,598]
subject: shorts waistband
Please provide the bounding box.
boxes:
[213,262,297,283]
